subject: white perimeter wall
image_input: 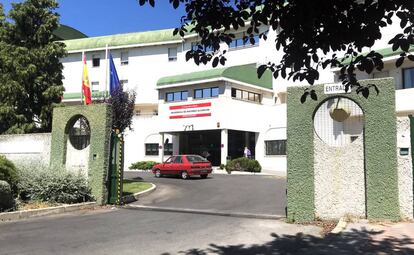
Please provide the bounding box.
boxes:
[0,133,51,165]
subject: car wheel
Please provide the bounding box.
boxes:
[181,171,189,180]
[200,174,208,179]
[154,169,162,178]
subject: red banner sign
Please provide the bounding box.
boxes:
[169,102,211,110]
[169,102,212,119]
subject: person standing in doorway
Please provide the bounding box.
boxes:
[244,146,251,158]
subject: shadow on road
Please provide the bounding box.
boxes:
[130,176,144,181]
[160,228,414,255]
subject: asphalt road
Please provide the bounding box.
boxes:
[0,208,321,255]
[124,172,287,216]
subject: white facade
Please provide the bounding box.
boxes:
[60,23,414,173]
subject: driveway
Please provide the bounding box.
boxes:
[124,172,286,216]
[0,208,321,255]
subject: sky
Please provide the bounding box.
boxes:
[2,0,186,37]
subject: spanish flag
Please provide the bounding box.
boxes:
[82,55,92,105]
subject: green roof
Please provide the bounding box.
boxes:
[54,25,87,40]
[157,64,272,90]
[63,91,108,101]
[63,28,182,51]
[342,46,414,65]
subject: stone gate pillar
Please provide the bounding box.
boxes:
[287,79,399,222]
[50,104,112,204]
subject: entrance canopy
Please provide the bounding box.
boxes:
[157,63,272,91]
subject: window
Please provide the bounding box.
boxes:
[120,79,128,86]
[92,54,100,67]
[187,155,208,163]
[165,156,174,163]
[191,42,214,53]
[173,155,182,163]
[164,143,173,155]
[195,89,203,99]
[211,87,219,97]
[91,81,99,92]
[145,143,173,156]
[194,87,219,99]
[231,88,261,103]
[165,91,188,102]
[372,71,389,79]
[68,116,91,150]
[403,67,414,89]
[265,140,287,155]
[145,143,159,156]
[229,34,260,49]
[168,47,177,61]
[121,51,129,65]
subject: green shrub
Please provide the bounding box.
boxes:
[129,161,159,170]
[219,164,225,170]
[0,155,18,195]
[225,157,262,173]
[17,164,93,204]
[0,180,14,212]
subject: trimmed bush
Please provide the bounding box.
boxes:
[225,157,262,173]
[0,180,14,211]
[129,161,159,170]
[219,164,225,170]
[0,155,18,195]
[17,164,93,204]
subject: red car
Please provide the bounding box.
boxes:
[152,155,212,179]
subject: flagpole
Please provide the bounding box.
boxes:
[81,51,84,105]
[105,44,109,101]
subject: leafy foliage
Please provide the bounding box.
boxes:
[0,180,14,212]
[109,86,136,133]
[139,0,414,98]
[17,163,93,204]
[129,161,159,170]
[225,157,262,173]
[0,0,66,134]
[0,155,18,195]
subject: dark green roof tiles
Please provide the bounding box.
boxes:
[63,28,182,51]
[157,64,272,90]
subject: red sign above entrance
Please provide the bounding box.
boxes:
[169,102,211,110]
[169,102,212,119]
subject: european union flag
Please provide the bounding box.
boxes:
[109,53,120,96]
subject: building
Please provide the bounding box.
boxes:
[60,23,414,173]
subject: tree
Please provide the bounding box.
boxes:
[139,0,414,99]
[0,0,66,134]
[109,86,136,133]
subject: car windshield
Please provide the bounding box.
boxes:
[187,155,209,163]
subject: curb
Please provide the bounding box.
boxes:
[331,217,348,234]
[122,183,156,204]
[125,204,285,220]
[0,202,97,222]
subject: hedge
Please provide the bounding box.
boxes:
[17,163,94,204]
[129,161,159,170]
[0,180,14,212]
[0,155,18,195]
[225,157,262,173]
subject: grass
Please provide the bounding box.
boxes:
[122,180,152,196]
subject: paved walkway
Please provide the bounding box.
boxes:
[341,221,414,252]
